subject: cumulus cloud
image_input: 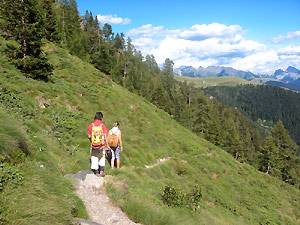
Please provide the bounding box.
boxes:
[278,45,300,56]
[176,23,243,41]
[96,14,131,25]
[129,23,299,73]
[127,24,180,37]
[230,51,280,73]
[272,31,300,43]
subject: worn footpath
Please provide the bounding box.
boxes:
[66,171,141,225]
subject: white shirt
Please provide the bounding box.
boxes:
[109,127,120,136]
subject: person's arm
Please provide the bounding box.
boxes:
[88,124,92,143]
[104,133,110,149]
[119,130,123,152]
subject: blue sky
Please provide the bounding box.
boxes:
[76,0,300,74]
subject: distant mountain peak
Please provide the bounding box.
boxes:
[174,65,258,80]
[274,69,284,76]
[286,66,300,74]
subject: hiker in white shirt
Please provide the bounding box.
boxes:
[108,121,123,168]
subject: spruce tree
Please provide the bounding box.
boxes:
[58,0,86,58]
[42,0,60,42]
[261,120,299,184]
[261,135,282,178]
[0,0,54,80]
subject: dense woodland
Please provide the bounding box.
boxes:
[0,0,299,186]
[204,85,300,147]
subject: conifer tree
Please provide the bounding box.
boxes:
[261,120,298,184]
[0,0,54,80]
[114,33,125,51]
[42,0,60,42]
[58,0,86,58]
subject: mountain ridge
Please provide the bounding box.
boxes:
[175,65,300,92]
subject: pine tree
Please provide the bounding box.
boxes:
[261,120,299,184]
[58,0,86,58]
[113,33,125,51]
[42,0,60,42]
[261,135,282,178]
[0,0,54,80]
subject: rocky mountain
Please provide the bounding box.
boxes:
[266,66,300,91]
[175,65,300,92]
[174,65,260,80]
[273,66,300,80]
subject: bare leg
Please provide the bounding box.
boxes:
[111,158,115,169]
[117,159,120,168]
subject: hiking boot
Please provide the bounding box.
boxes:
[100,170,105,177]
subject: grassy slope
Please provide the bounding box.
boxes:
[175,76,259,88]
[0,39,300,224]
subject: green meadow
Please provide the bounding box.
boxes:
[1,39,300,224]
[175,75,259,88]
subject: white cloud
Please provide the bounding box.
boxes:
[230,51,279,73]
[127,24,180,37]
[132,37,161,53]
[176,23,243,41]
[129,23,300,73]
[96,14,131,25]
[127,24,164,37]
[278,45,300,56]
[272,31,300,43]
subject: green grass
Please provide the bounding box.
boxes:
[0,39,300,224]
[175,75,259,88]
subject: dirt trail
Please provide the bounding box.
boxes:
[66,171,141,225]
[68,157,172,224]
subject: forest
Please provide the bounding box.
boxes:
[204,85,300,147]
[0,0,299,186]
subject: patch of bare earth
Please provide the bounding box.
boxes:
[205,201,216,207]
[144,157,171,168]
[211,173,218,179]
[67,171,141,225]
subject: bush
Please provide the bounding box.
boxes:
[161,184,186,207]
[187,184,202,211]
[176,163,188,176]
[161,184,202,211]
[0,88,37,119]
[0,160,23,191]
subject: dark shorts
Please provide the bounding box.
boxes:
[91,147,104,158]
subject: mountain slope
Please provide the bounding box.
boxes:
[1,39,300,224]
[204,84,300,147]
[174,76,259,88]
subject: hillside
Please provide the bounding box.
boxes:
[175,76,259,88]
[1,39,300,225]
[204,84,300,146]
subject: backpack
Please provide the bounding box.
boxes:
[108,130,119,147]
[91,124,104,148]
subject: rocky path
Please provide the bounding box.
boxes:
[67,158,172,225]
[66,171,141,225]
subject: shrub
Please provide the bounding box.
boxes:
[0,160,23,191]
[176,163,188,176]
[161,184,202,211]
[161,184,186,207]
[187,184,202,211]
